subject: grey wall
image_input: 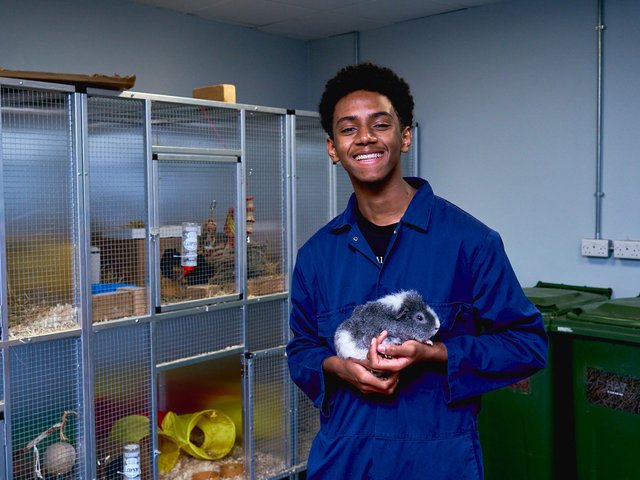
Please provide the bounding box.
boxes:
[309,0,639,298]
[0,0,309,108]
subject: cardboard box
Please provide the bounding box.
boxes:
[92,290,134,322]
[117,286,148,316]
[193,84,236,103]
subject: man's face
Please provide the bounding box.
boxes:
[326,89,411,186]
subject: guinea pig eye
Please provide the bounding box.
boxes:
[415,313,425,323]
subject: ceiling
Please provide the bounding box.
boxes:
[130,0,506,40]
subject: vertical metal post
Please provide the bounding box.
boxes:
[243,351,256,479]
[77,91,98,480]
[147,99,162,311]
[0,84,10,479]
[0,84,6,477]
[0,82,7,342]
[144,98,160,478]
[285,113,297,471]
[594,0,606,239]
[239,109,248,300]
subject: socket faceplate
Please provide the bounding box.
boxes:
[581,239,611,258]
[613,240,640,260]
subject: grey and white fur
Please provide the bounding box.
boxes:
[334,290,440,361]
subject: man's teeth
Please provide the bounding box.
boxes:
[355,153,383,161]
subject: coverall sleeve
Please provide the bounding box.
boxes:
[444,230,548,404]
[286,255,333,414]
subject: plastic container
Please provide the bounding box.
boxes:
[479,282,612,480]
[91,283,137,295]
[551,296,640,480]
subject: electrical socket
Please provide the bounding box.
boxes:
[612,240,640,260]
[581,238,611,258]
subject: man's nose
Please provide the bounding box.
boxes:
[357,128,377,144]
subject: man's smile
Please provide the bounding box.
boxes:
[354,152,384,162]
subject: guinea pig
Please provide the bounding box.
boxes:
[334,290,440,361]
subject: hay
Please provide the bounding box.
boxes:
[159,445,285,480]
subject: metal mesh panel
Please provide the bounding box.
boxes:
[294,115,331,250]
[151,102,240,150]
[93,324,153,480]
[293,387,318,467]
[157,159,239,305]
[9,338,83,479]
[0,349,4,405]
[246,349,290,479]
[334,165,353,214]
[0,414,5,477]
[403,134,418,177]
[245,300,288,352]
[155,307,243,365]
[245,111,288,298]
[156,352,244,479]
[87,95,149,322]
[1,86,79,339]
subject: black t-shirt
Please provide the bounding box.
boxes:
[356,209,397,265]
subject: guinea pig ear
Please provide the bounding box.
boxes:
[395,306,408,320]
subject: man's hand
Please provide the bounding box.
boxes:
[323,338,400,395]
[374,330,449,372]
[324,331,448,395]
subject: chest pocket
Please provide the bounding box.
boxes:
[429,301,476,342]
[317,304,358,352]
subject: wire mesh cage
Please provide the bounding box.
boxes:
[87,95,150,323]
[292,114,332,251]
[9,338,84,479]
[93,324,153,480]
[1,84,346,479]
[244,110,288,298]
[0,349,4,409]
[155,307,243,367]
[244,348,291,480]
[293,387,318,469]
[157,354,244,480]
[156,157,239,306]
[154,307,245,479]
[150,102,241,151]
[245,300,288,353]
[1,85,80,339]
[149,100,242,308]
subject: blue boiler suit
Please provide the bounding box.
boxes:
[287,178,548,479]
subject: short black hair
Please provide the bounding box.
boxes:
[318,62,414,138]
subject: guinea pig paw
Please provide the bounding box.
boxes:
[425,340,434,346]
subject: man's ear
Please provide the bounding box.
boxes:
[401,127,412,153]
[326,137,340,164]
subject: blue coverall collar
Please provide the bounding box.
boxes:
[328,177,434,233]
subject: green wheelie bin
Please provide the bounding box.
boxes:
[479,281,612,480]
[551,296,640,480]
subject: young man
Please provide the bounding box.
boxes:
[286,63,547,479]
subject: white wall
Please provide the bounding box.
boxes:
[309,0,640,298]
[0,0,309,108]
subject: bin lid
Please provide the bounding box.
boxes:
[523,281,612,317]
[554,297,640,343]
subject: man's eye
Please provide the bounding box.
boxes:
[340,127,356,134]
[374,123,390,129]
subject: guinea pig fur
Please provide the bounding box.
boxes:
[334,290,440,360]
